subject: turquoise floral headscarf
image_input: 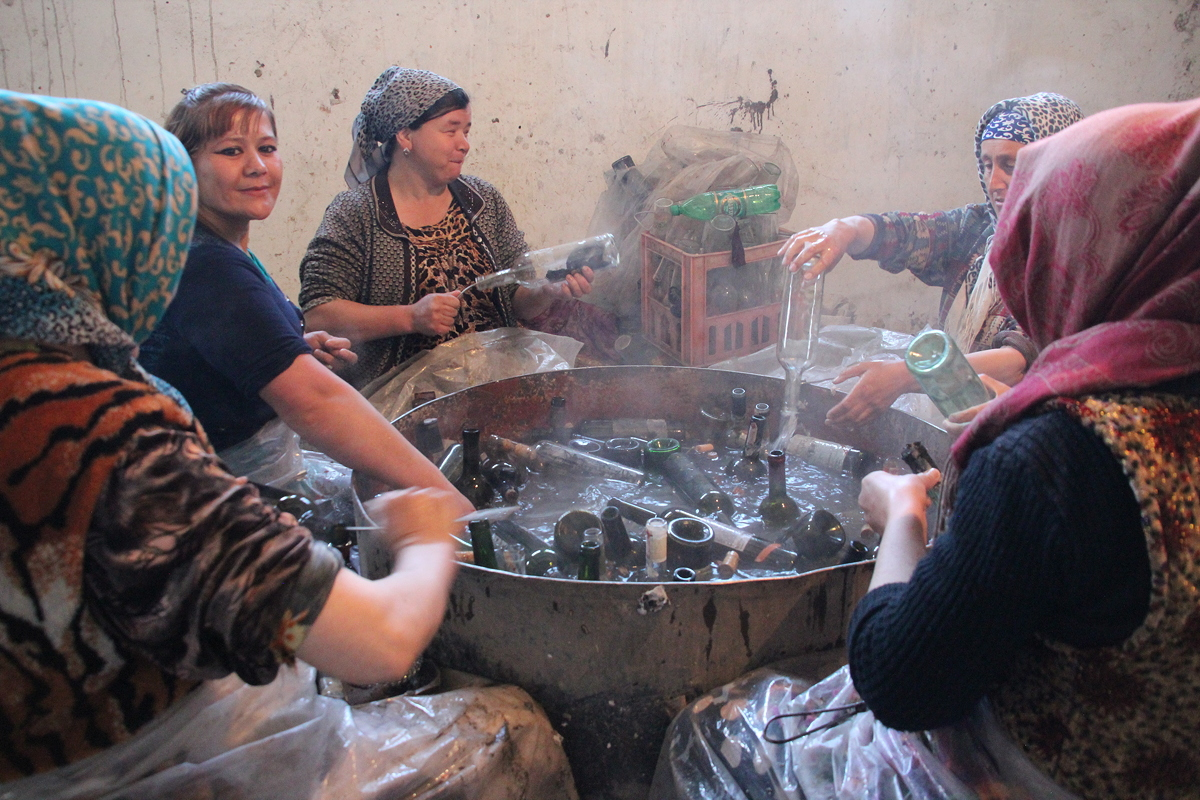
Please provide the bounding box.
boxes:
[0,90,196,379]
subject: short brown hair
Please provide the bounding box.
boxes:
[165,83,276,155]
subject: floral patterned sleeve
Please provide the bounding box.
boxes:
[85,428,342,685]
[856,204,993,291]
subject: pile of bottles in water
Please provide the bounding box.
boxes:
[407,387,939,584]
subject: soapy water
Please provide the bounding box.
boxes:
[496,442,870,581]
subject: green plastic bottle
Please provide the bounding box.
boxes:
[669,184,781,220]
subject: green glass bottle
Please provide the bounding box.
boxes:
[905,330,990,417]
[457,428,494,509]
[469,519,498,570]
[758,449,802,530]
[577,528,603,581]
[669,184,781,221]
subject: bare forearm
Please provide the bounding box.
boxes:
[869,511,929,590]
[965,346,1027,387]
[305,299,415,345]
[297,541,456,684]
[512,285,554,321]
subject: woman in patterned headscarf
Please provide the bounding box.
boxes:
[300,66,608,389]
[0,91,521,796]
[776,92,1083,426]
[653,97,1200,800]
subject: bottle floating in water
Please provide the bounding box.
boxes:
[904,329,991,417]
[577,528,604,581]
[600,505,636,564]
[485,434,543,471]
[727,414,767,484]
[666,517,714,572]
[577,418,685,441]
[783,433,874,478]
[660,450,736,518]
[791,509,847,572]
[414,417,445,462]
[555,509,602,561]
[663,508,799,571]
[457,428,495,509]
[644,517,668,579]
[721,388,749,452]
[534,440,645,484]
[758,449,802,530]
[473,233,619,292]
[438,443,464,484]
[469,519,499,570]
[669,184,781,221]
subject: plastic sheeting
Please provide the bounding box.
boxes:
[362,327,583,423]
[0,663,578,800]
[711,324,944,427]
[649,666,1080,800]
[586,126,801,329]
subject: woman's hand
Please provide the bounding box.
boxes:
[366,487,466,553]
[826,359,917,426]
[545,265,595,299]
[941,374,1011,438]
[303,330,358,370]
[410,290,462,336]
[777,216,875,278]
[859,468,941,535]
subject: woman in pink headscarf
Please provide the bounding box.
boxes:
[652,99,1200,800]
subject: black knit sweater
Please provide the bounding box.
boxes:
[847,407,1151,732]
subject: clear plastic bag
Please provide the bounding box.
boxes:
[0,663,578,800]
[649,666,1079,800]
[216,416,307,488]
[362,327,583,423]
[586,126,800,329]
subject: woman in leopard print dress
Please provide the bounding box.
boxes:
[300,67,600,389]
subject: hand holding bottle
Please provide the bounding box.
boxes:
[409,290,462,336]
[941,373,1011,438]
[366,487,467,553]
[778,216,876,278]
[857,468,941,537]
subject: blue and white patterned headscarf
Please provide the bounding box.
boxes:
[0,90,196,385]
[974,92,1083,216]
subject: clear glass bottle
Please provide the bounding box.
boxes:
[438,443,464,485]
[457,428,494,509]
[758,449,802,530]
[469,519,498,570]
[775,270,825,449]
[905,329,990,417]
[783,433,874,478]
[534,440,644,484]
[473,233,619,292]
[728,414,768,484]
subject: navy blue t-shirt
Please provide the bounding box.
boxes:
[140,226,312,451]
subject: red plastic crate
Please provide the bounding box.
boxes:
[640,230,787,366]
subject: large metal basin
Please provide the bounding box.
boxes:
[354,366,950,800]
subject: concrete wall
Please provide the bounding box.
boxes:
[3,0,1198,331]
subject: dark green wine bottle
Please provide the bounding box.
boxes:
[758,449,802,530]
[457,428,494,509]
[469,519,498,570]
[577,528,603,581]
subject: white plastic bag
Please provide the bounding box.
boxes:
[649,666,1079,800]
[0,663,578,800]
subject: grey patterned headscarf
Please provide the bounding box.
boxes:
[344,67,461,188]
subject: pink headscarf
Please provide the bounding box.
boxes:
[952,98,1200,466]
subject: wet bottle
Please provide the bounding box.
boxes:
[901,441,939,473]
[644,517,668,579]
[905,329,991,417]
[783,433,874,478]
[727,414,768,483]
[577,528,604,581]
[485,434,543,472]
[534,440,645,484]
[722,388,749,451]
[669,184,782,221]
[457,428,495,509]
[438,443,464,484]
[486,461,522,505]
[491,519,558,576]
[600,504,636,565]
[549,395,571,442]
[660,449,737,518]
[758,449,802,530]
[469,519,499,570]
[413,417,445,462]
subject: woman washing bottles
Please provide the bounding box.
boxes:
[300,66,615,389]
[140,83,469,506]
[778,93,1082,426]
[653,97,1200,800]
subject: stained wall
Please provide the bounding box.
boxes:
[3,0,1198,330]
